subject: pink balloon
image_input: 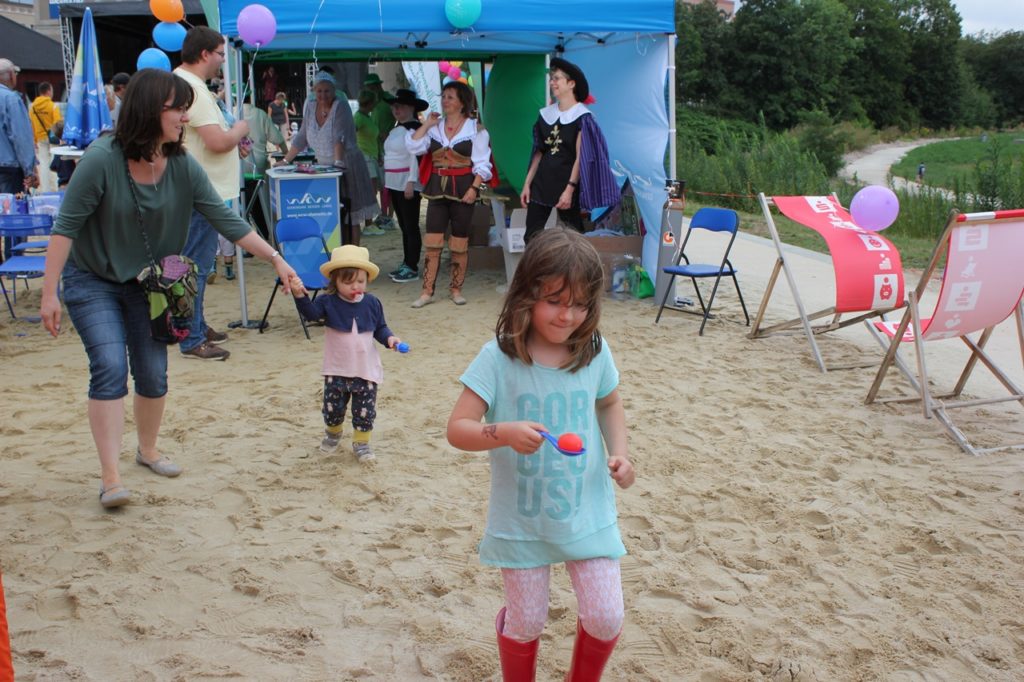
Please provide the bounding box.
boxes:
[237,4,276,47]
[447,66,462,80]
[438,60,451,72]
[850,185,899,232]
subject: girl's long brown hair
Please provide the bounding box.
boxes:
[496,228,605,372]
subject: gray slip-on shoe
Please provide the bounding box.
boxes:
[99,483,132,508]
[136,448,183,477]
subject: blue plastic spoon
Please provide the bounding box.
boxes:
[538,430,586,456]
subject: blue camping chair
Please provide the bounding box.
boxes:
[259,217,330,339]
[654,207,750,335]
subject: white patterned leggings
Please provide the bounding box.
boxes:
[500,558,623,643]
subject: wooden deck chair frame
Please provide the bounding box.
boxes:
[864,208,1024,457]
[749,193,906,372]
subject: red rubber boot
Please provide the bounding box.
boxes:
[0,569,13,682]
[495,607,539,682]
[565,619,620,681]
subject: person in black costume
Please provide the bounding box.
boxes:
[520,58,619,244]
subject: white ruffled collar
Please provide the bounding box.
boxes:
[435,117,479,146]
[539,102,589,125]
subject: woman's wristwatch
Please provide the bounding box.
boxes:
[568,180,579,188]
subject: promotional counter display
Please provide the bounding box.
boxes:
[266,166,345,255]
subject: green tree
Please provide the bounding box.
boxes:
[895,0,965,127]
[961,31,1024,125]
[675,0,731,109]
[724,0,854,129]
[838,0,912,128]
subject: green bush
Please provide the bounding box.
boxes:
[791,110,850,176]
[677,110,830,213]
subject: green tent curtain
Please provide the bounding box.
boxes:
[482,54,546,193]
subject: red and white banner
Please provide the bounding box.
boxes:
[773,196,905,313]
[923,219,1024,340]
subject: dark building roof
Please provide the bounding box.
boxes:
[0,15,64,71]
[58,0,205,17]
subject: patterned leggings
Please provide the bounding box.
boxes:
[323,376,378,432]
[500,558,623,643]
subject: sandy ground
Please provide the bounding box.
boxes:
[2,185,1024,680]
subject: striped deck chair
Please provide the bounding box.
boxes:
[864,209,1024,456]
[749,194,906,372]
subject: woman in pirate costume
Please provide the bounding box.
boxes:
[520,58,619,244]
[405,81,494,308]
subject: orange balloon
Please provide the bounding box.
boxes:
[457,77,467,83]
[150,0,184,23]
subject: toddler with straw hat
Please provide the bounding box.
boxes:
[291,245,403,462]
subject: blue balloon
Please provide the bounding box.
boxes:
[152,22,186,52]
[137,48,172,72]
[444,0,482,29]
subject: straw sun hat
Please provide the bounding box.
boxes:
[320,245,380,281]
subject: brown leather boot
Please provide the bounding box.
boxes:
[449,236,469,305]
[415,234,444,308]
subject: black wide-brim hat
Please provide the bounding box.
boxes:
[390,88,428,112]
[549,57,589,103]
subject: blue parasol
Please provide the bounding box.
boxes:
[63,7,112,148]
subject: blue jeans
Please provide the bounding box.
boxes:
[61,262,168,400]
[180,209,219,352]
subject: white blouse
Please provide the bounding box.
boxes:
[405,118,493,182]
[382,125,421,192]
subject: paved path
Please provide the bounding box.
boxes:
[839,138,944,190]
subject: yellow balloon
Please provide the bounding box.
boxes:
[450,60,463,67]
[150,0,184,23]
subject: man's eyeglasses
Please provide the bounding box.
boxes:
[213,50,226,58]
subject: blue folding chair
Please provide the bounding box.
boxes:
[258,217,330,339]
[0,214,54,320]
[654,207,750,335]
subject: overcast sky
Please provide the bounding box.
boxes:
[954,1,1023,36]
[729,2,1021,37]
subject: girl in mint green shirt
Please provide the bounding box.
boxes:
[448,228,635,680]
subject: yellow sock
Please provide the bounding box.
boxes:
[326,424,343,435]
[352,429,371,444]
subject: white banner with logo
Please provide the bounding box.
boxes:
[402,61,442,115]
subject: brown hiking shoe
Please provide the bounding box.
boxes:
[181,342,230,361]
[206,327,228,344]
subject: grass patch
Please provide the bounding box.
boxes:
[890,132,1024,186]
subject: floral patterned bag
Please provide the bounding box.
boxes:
[136,255,198,344]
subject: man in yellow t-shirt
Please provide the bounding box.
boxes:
[30,82,61,192]
[174,26,250,361]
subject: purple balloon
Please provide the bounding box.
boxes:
[850,185,899,232]
[237,4,276,47]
